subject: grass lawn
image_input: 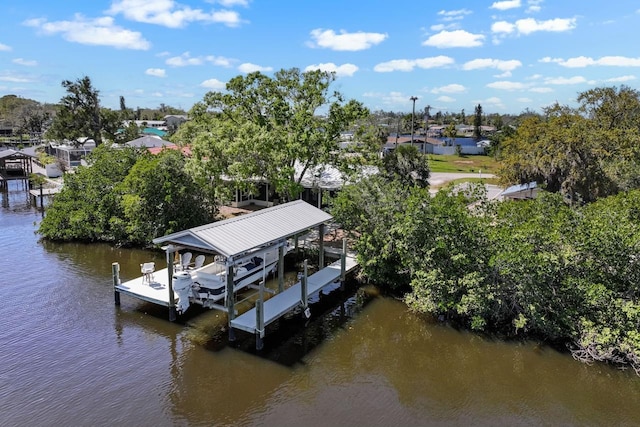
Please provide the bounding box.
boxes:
[428,154,501,173]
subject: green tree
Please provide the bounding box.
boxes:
[498,103,635,203]
[39,146,214,246]
[381,144,430,188]
[444,122,456,145]
[45,76,118,147]
[116,149,216,245]
[473,103,482,140]
[175,68,371,202]
[38,145,140,242]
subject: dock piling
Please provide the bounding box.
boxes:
[167,251,176,322]
[319,224,325,268]
[278,245,284,293]
[112,262,121,306]
[256,299,264,350]
[301,259,308,311]
[226,264,236,341]
[340,238,347,290]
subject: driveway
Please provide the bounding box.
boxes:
[429,172,503,200]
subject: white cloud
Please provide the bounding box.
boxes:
[517,97,533,103]
[526,0,543,13]
[238,63,272,73]
[415,56,456,68]
[490,0,522,11]
[516,17,576,34]
[484,97,505,107]
[166,52,203,66]
[0,42,11,51]
[373,56,454,72]
[304,62,358,77]
[422,30,484,48]
[0,72,32,83]
[491,21,516,34]
[436,95,456,102]
[548,55,640,68]
[486,81,527,90]
[166,52,232,67]
[362,91,411,106]
[529,87,554,93]
[605,75,636,82]
[437,9,472,21]
[200,78,226,89]
[463,58,522,77]
[374,59,414,72]
[12,58,37,66]
[492,17,576,36]
[213,0,249,6]
[431,83,466,94]
[145,68,166,77]
[24,15,151,50]
[108,0,243,28]
[544,76,587,85]
[308,29,388,51]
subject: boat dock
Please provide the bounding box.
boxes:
[231,255,358,342]
[113,265,176,307]
[114,200,360,349]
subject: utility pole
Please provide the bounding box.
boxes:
[410,96,418,146]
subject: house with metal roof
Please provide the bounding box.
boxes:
[0,148,34,188]
[501,181,538,200]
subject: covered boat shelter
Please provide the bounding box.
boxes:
[147,200,333,329]
[0,149,33,189]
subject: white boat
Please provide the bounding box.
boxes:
[173,246,288,313]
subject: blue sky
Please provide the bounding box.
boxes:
[2,0,640,115]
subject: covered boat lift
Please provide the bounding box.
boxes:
[114,200,356,346]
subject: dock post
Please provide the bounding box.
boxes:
[256,299,264,350]
[319,223,325,268]
[226,265,236,341]
[341,238,347,290]
[39,184,43,208]
[301,259,308,311]
[278,245,284,293]
[112,262,121,306]
[167,251,176,322]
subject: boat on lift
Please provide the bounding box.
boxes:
[173,246,288,313]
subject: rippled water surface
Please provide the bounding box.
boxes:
[1,180,639,426]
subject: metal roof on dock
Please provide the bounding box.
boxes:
[152,200,332,259]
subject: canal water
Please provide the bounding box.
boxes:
[1,180,639,426]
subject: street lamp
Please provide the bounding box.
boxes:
[410,96,418,146]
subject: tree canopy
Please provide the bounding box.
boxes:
[173,68,373,202]
[333,172,640,373]
[45,77,104,146]
[39,146,215,246]
[498,86,640,204]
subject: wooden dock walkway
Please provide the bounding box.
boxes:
[115,266,176,307]
[29,186,61,197]
[230,255,358,334]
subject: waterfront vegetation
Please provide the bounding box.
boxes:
[30,71,640,373]
[39,146,215,246]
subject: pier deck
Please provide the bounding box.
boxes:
[115,267,176,307]
[230,255,358,334]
